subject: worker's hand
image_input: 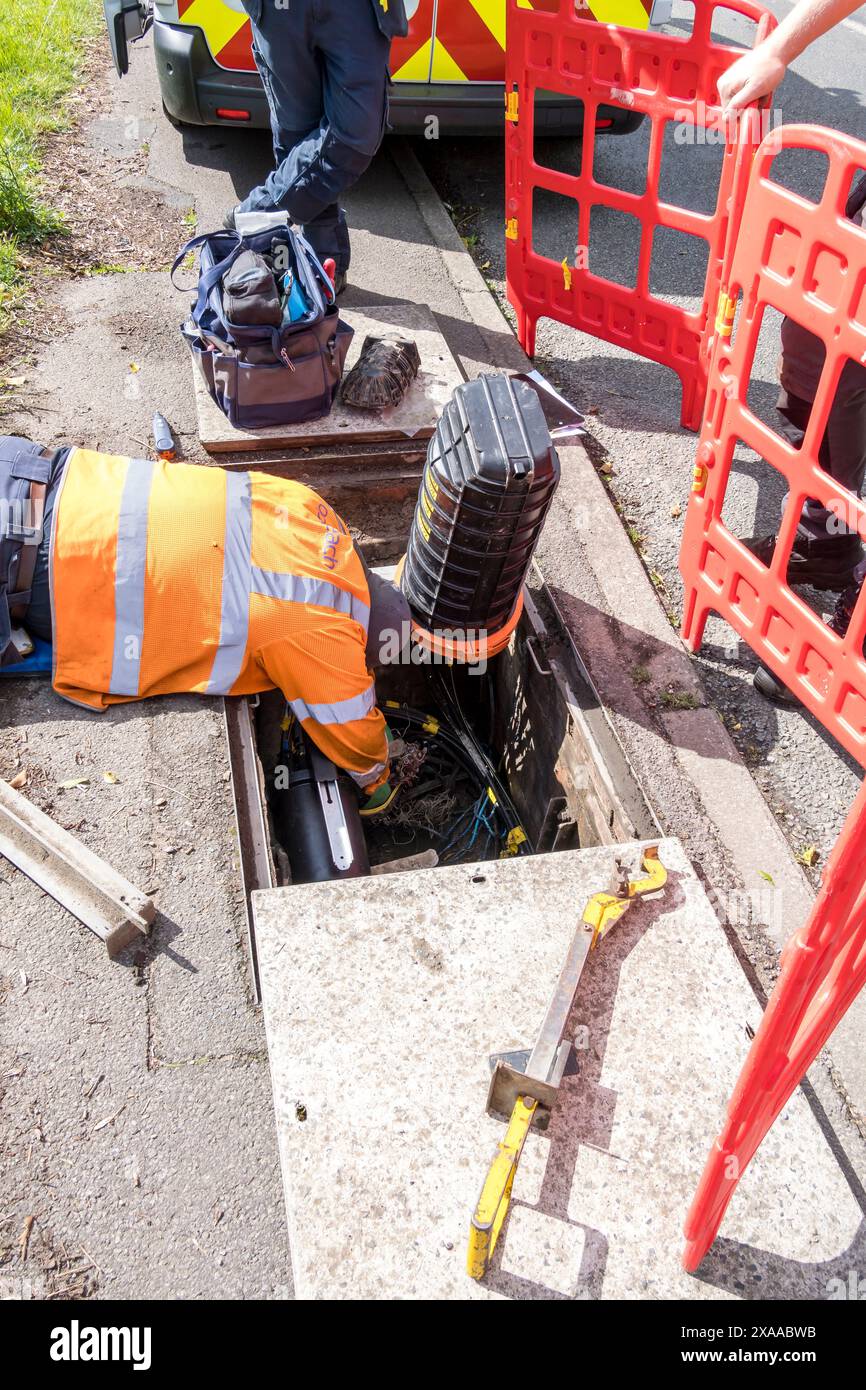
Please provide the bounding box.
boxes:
[717,47,787,114]
[358,725,410,815]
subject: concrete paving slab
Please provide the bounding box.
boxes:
[253,839,862,1301]
[195,302,464,453]
[0,683,288,1298]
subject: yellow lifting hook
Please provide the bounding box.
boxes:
[467,846,668,1281]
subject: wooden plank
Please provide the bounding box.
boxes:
[213,438,429,476]
[0,779,155,957]
[194,302,463,455]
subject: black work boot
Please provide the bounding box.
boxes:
[830,579,863,640]
[744,532,864,591]
[753,663,800,705]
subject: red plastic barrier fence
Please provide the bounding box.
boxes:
[679,123,866,1269]
[504,0,775,428]
[683,776,866,1270]
[680,125,866,767]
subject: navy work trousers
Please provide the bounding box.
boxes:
[0,439,68,649]
[237,0,393,276]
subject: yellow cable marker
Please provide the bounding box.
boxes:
[500,825,528,858]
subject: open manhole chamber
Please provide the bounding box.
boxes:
[223,453,657,1000]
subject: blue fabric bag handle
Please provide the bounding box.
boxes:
[170,231,213,282]
[171,231,245,325]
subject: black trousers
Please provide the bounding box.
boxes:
[776,385,866,544]
[236,0,394,275]
[0,442,68,644]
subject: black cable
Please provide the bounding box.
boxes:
[429,675,528,840]
[383,699,530,857]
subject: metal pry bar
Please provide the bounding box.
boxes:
[0,777,155,957]
[467,845,668,1280]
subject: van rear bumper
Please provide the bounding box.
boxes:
[387,88,643,137]
[155,20,270,127]
[155,20,643,138]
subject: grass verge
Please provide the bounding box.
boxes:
[0,0,103,326]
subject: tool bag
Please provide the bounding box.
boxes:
[173,224,353,430]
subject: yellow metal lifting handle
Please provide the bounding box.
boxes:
[467,847,667,1281]
[584,845,667,950]
[467,1095,537,1281]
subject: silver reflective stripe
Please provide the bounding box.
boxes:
[250,565,370,631]
[207,471,252,694]
[348,761,387,789]
[290,682,377,727]
[109,458,155,697]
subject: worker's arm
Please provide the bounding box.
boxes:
[718,0,864,111]
[258,627,390,793]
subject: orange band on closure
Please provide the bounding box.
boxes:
[394,556,524,664]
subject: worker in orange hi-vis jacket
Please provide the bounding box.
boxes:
[0,439,410,803]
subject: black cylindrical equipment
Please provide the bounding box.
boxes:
[272,731,370,884]
[401,375,560,640]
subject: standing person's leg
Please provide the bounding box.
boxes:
[240,106,350,277]
[299,0,393,274]
[778,373,866,587]
[232,0,390,279]
[748,379,866,592]
[802,366,866,553]
[753,374,866,702]
[233,1,326,218]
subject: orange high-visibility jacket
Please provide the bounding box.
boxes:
[49,449,389,790]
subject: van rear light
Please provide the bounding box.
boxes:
[595,118,613,128]
[217,108,251,121]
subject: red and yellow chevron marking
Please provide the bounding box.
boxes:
[390,0,435,79]
[393,0,650,86]
[176,0,652,84]
[432,0,509,81]
[177,0,256,72]
[392,0,548,82]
